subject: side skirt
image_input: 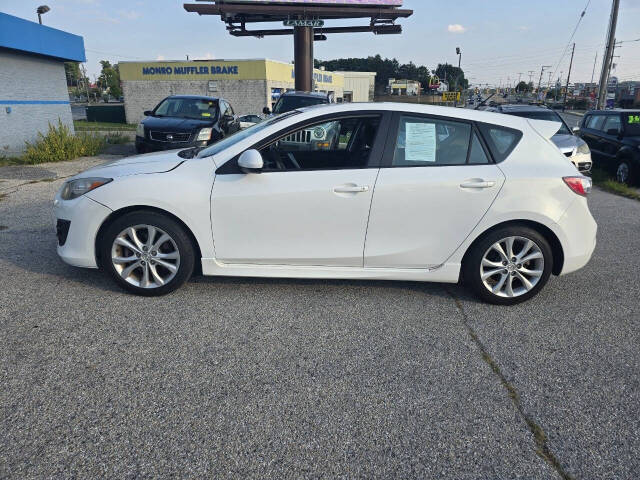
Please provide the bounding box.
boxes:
[200,259,461,283]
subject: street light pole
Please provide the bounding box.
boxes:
[454,47,462,106]
[537,66,551,101]
[36,5,50,24]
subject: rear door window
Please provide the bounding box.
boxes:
[603,115,622,135]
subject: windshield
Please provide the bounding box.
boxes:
[504,110,571,135]
[154,98,219,120]
[198,111,301,158]
[272,96,327,114]
[624,112,640,136]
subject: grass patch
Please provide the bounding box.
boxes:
[23,120,106,165]
[104,132,132,144]
[74,120,136,131]
[591,168,640,201]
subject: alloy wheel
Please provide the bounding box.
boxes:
[617,162,629,184]
[480,236,544,298]
[111,224,180,289]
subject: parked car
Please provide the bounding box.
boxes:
[264,91,333,116]
[135,95,240,153]
[497,105,592,173]
[577,110,640,184]
[54,103,596,305]
[238,114,263,129]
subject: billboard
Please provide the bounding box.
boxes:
[223,0,403,5]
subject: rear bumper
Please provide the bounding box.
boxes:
[556,197,597,275]
[54,195,113,268]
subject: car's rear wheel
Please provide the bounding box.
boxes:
[463,226,553,305]
[100,211,195,296]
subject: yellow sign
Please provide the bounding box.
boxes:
[119,59,344,90]
[442,92,461,101]
[429,75,440,89]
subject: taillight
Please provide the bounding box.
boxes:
[563,176,592,196]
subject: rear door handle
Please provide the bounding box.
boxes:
[333,185,370,193]
[460,180,496,189]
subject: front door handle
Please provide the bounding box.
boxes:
[333,185,370,193]
[460,180,496,189]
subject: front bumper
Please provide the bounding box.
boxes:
[556,197,597,275]
[54,194,113,268]
[135,136,208,153]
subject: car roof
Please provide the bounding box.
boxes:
[587,109,640,114]
[294,102,539,129]
[166,95,220,101]
[499,104,551,112]
[281,91,329,99]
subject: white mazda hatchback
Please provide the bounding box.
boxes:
[54,103,597,305]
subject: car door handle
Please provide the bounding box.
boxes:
[333,185,370,193]
[460,180,496,189]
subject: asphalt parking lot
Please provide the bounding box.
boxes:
[1,157,639,479]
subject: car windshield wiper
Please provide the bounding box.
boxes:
[178,146,206,159]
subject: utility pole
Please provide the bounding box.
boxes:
[597,0,620,109]
[537,65,551,101]
[563,43,576,111]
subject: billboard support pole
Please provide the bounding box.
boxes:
[294,26,313,92]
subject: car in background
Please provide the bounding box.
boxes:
[263,91,333,116]
[135,95,240,153]
[265,91,338,150]
[497,104,592,173]
[54,103,596,305]
[238,114,263,129]
[577,110,640,184]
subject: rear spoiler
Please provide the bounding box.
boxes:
[527,119,562,140]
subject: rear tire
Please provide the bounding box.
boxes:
[462,226,553,305]
[100,211,195,296]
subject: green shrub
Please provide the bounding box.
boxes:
[23,120,106,164]
[104,132,131,144]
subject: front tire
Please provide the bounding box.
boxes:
[100,211,195,296]
[616,159,637,185]
[462,226,553,305]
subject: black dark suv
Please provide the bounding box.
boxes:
[264,91,334,116]
[577,110,640,184]
[135,95,240,153]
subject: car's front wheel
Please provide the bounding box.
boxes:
[616,158,636,185]
[100,211,195,296]
[463,226,553,305]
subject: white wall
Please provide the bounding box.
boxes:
[0,49,73,156]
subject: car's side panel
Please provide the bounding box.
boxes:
[86,158,217,259]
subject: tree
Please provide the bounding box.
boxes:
[64,62,82,87]
[515,81,531,93]
[434,63,468,91]
[98,60,122,99]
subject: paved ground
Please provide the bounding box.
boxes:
[1,157,639,479]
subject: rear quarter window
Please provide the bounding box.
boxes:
[477,123,523,163]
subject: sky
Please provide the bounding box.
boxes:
[2,0,640,87]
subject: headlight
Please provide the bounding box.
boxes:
[61,177,112,200]
[313,127,326,139]
[577,143,590,155]
[197,128,213,141]
[136,123,144,138]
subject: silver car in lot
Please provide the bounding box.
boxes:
[498,105,592,173]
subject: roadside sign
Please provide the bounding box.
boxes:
[442,92,460,101]
[284,19,325,27]
[428,75,440,90]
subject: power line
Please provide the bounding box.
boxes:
[549,0,592,83]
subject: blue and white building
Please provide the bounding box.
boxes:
[0,12,85,156]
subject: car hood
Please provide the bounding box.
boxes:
[142,115,214,131]
[551,133,585,152]
[74,150,185,179]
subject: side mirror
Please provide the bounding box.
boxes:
[237,149,264,173]
[572,126,580,134]
[143,110,153,116]
[263,107,271,115]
